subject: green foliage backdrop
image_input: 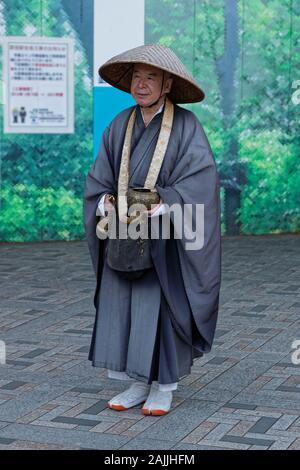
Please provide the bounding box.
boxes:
[0,0,93,241]
[146,0,300,235]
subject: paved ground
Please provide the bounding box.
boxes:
[0,234,299,450]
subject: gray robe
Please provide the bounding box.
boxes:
[83,102,221,384]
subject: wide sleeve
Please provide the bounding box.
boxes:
[154,114,222,352]
[83,126,116,276]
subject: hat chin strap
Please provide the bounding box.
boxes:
[140,71,166,109]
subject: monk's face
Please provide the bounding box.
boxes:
[130,63,173,107]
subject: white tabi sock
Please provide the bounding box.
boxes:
[142,382,173,415]
[108,381,151,410]
[107,369,134,381]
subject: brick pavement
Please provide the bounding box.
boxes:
[0,234,299,450]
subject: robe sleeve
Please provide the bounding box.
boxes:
[83,126,116,276]
[154,112,221,352]
[97,193,110,216]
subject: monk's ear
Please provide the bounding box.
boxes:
[165,75,173,94]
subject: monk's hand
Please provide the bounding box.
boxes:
[104,194,116,212]
[143,199,162,216]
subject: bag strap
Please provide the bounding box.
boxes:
[118,96,174,223]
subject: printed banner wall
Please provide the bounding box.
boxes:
[0,0,299,242]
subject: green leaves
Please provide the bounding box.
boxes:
[0,183,84,241]
[239,130,300,234]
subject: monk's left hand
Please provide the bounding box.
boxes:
[143,199,162,216]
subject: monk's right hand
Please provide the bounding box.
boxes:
[104,194,115,212]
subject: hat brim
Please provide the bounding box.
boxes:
[98,60,205,104]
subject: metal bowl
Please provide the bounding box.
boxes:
[127,187,160,211]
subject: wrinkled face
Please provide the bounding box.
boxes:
[130,63,173,107]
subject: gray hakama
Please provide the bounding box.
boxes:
[92,252,195,385]
[92,251,161,382]
[84,102,221,386]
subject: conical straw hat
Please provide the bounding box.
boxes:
[98,43,205,104]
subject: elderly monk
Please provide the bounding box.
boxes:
[83,44,221,415]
